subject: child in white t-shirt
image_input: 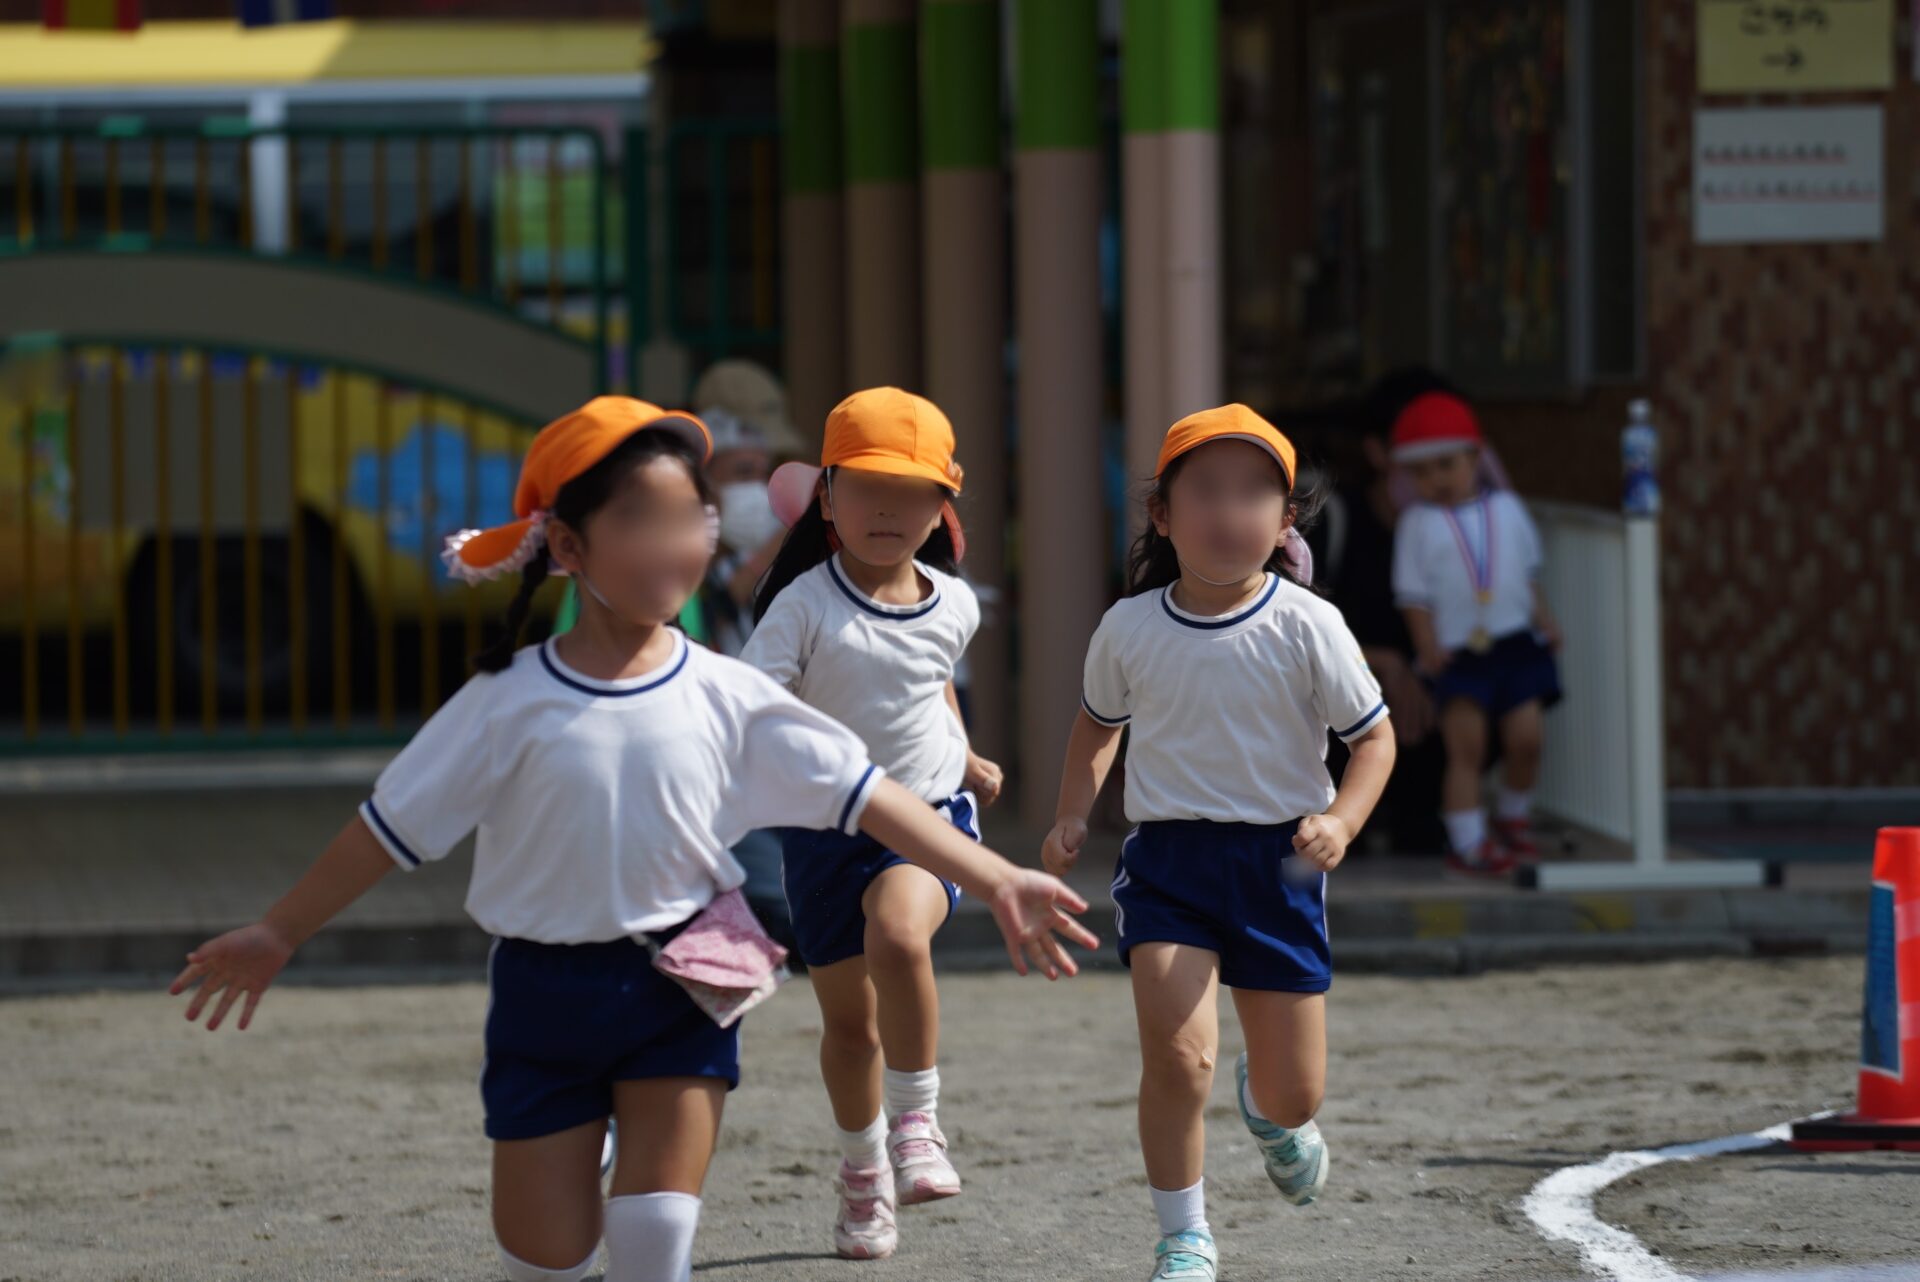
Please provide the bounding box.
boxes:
[168,397,1094,1282]
[740,387,1001,1262]
[1389,391,1562,876]
[1043,405,1397,1282]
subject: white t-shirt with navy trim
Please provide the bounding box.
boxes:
[741,554,979,803]
[1081,574,1387,825]
[1391,492,1542,652]
[359,631,884,943]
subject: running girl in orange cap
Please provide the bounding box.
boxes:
[741,387,1000,1261]
[1042,405,1398,1282]
[168,397,1096,1282]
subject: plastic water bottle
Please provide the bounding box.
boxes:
[1622,398,1659,517]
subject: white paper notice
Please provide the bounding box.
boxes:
[1694,105,1883,244]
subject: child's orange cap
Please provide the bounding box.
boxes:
[767,386,964,527]
[443,395,710,583]
[1157,403,1296,488]
[824,386,965,491]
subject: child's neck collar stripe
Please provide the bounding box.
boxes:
[1160,573,1280,631]
[827,554,940,620]
[538,632,689,696]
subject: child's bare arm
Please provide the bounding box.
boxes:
[858,778,1098,979]
[1531,582,1562,649]
[169,816,396,1030]
[1041,709,1125,875]
[1402,606,1447,675]
[946,681,1003,806]
[1294,720,1396,872]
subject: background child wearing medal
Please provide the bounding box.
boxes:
[1388,392,1563,877]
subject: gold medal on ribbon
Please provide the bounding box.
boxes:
[1445,500,1498,658]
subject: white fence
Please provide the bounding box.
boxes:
[1531,500,1634,843]
[1527,500,1769,889]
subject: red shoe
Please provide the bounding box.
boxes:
[1444,840,1516,879]
[1492,818,1542,863]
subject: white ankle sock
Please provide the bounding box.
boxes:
[1149,1179,1208,1236]
[1444,808,1487,855]
[884,1065,940,1120]
[604,1191,700,1282]
[498,1243,597,1282]
[836,1113,888,1170]
[1496,789,1532,822]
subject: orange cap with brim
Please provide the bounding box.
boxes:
[443,395,710,584]
[769,386,965,525]
[1157,403,1297,488]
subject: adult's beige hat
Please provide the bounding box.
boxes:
[691,358,804,457]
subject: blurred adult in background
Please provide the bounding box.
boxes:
[688,359,806,946]
[1301,369,1456,855]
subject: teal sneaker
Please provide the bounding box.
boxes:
[1149,1228,1217,1281]
[1234,1051,1329,1205]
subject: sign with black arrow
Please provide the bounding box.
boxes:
[1699,0,1891,92]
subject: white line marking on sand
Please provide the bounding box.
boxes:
[1521,1121,1797,1282]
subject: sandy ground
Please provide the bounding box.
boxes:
[2,956,1914,1282]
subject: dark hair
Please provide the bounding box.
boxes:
[472,426,716,673]
[753,468,960,623]
[1362,366,1462,443]
[1125,449,1327,596]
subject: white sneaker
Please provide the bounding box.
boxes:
[1234,1052,1330,1205]
[832,1160,898,1260]
[1150,1229,1218,1280]
[888,1111,962,1205]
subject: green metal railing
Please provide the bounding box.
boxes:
[0,116,782,757]
[662,118,781,367]
[2,119,611,382]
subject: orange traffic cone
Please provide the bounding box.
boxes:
[1791,827,1920,1151]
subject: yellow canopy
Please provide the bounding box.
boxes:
[0,19,655,88]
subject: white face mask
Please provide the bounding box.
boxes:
[717,481,783,552]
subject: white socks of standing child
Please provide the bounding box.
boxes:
[1445,788,1531,855]
[498,1191,702,1282]
[835,1066,943,1169]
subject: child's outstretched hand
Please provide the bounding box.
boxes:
[1040,817,1087,877]
[1292,814,1353,873]
[169,921,296,1031]
[964,751,1004,807]
[988,869,1100,981]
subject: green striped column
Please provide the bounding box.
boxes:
[843,0,922,390]
[921,0,1010,764]
[1122,0,1221,513]
[782,0,847,438]
[1014,0,1105,828]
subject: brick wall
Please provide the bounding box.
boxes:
[1640,0,1919,788]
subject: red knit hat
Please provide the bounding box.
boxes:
[1390,391,1484,463]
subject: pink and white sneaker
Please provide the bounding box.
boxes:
[888,1111,962,1205]
[831,1160,897,1260]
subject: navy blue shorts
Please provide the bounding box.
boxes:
[481,934,740,1142]
[1111,819,1331,993]
[780,792,974,969]
[1432,630,1563,720]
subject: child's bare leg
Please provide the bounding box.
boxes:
[601,1077,725,1282]
[492,1119,607,1277]
[1439,698,1488,814]
[809,957,883,1131]
[861,864,950,1073]
[608,1077,725,1195]
[1230,989,1326,1128]
[864,863,961,1202]
[1130,942,1221,1191]
[1498,699,1543,793]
